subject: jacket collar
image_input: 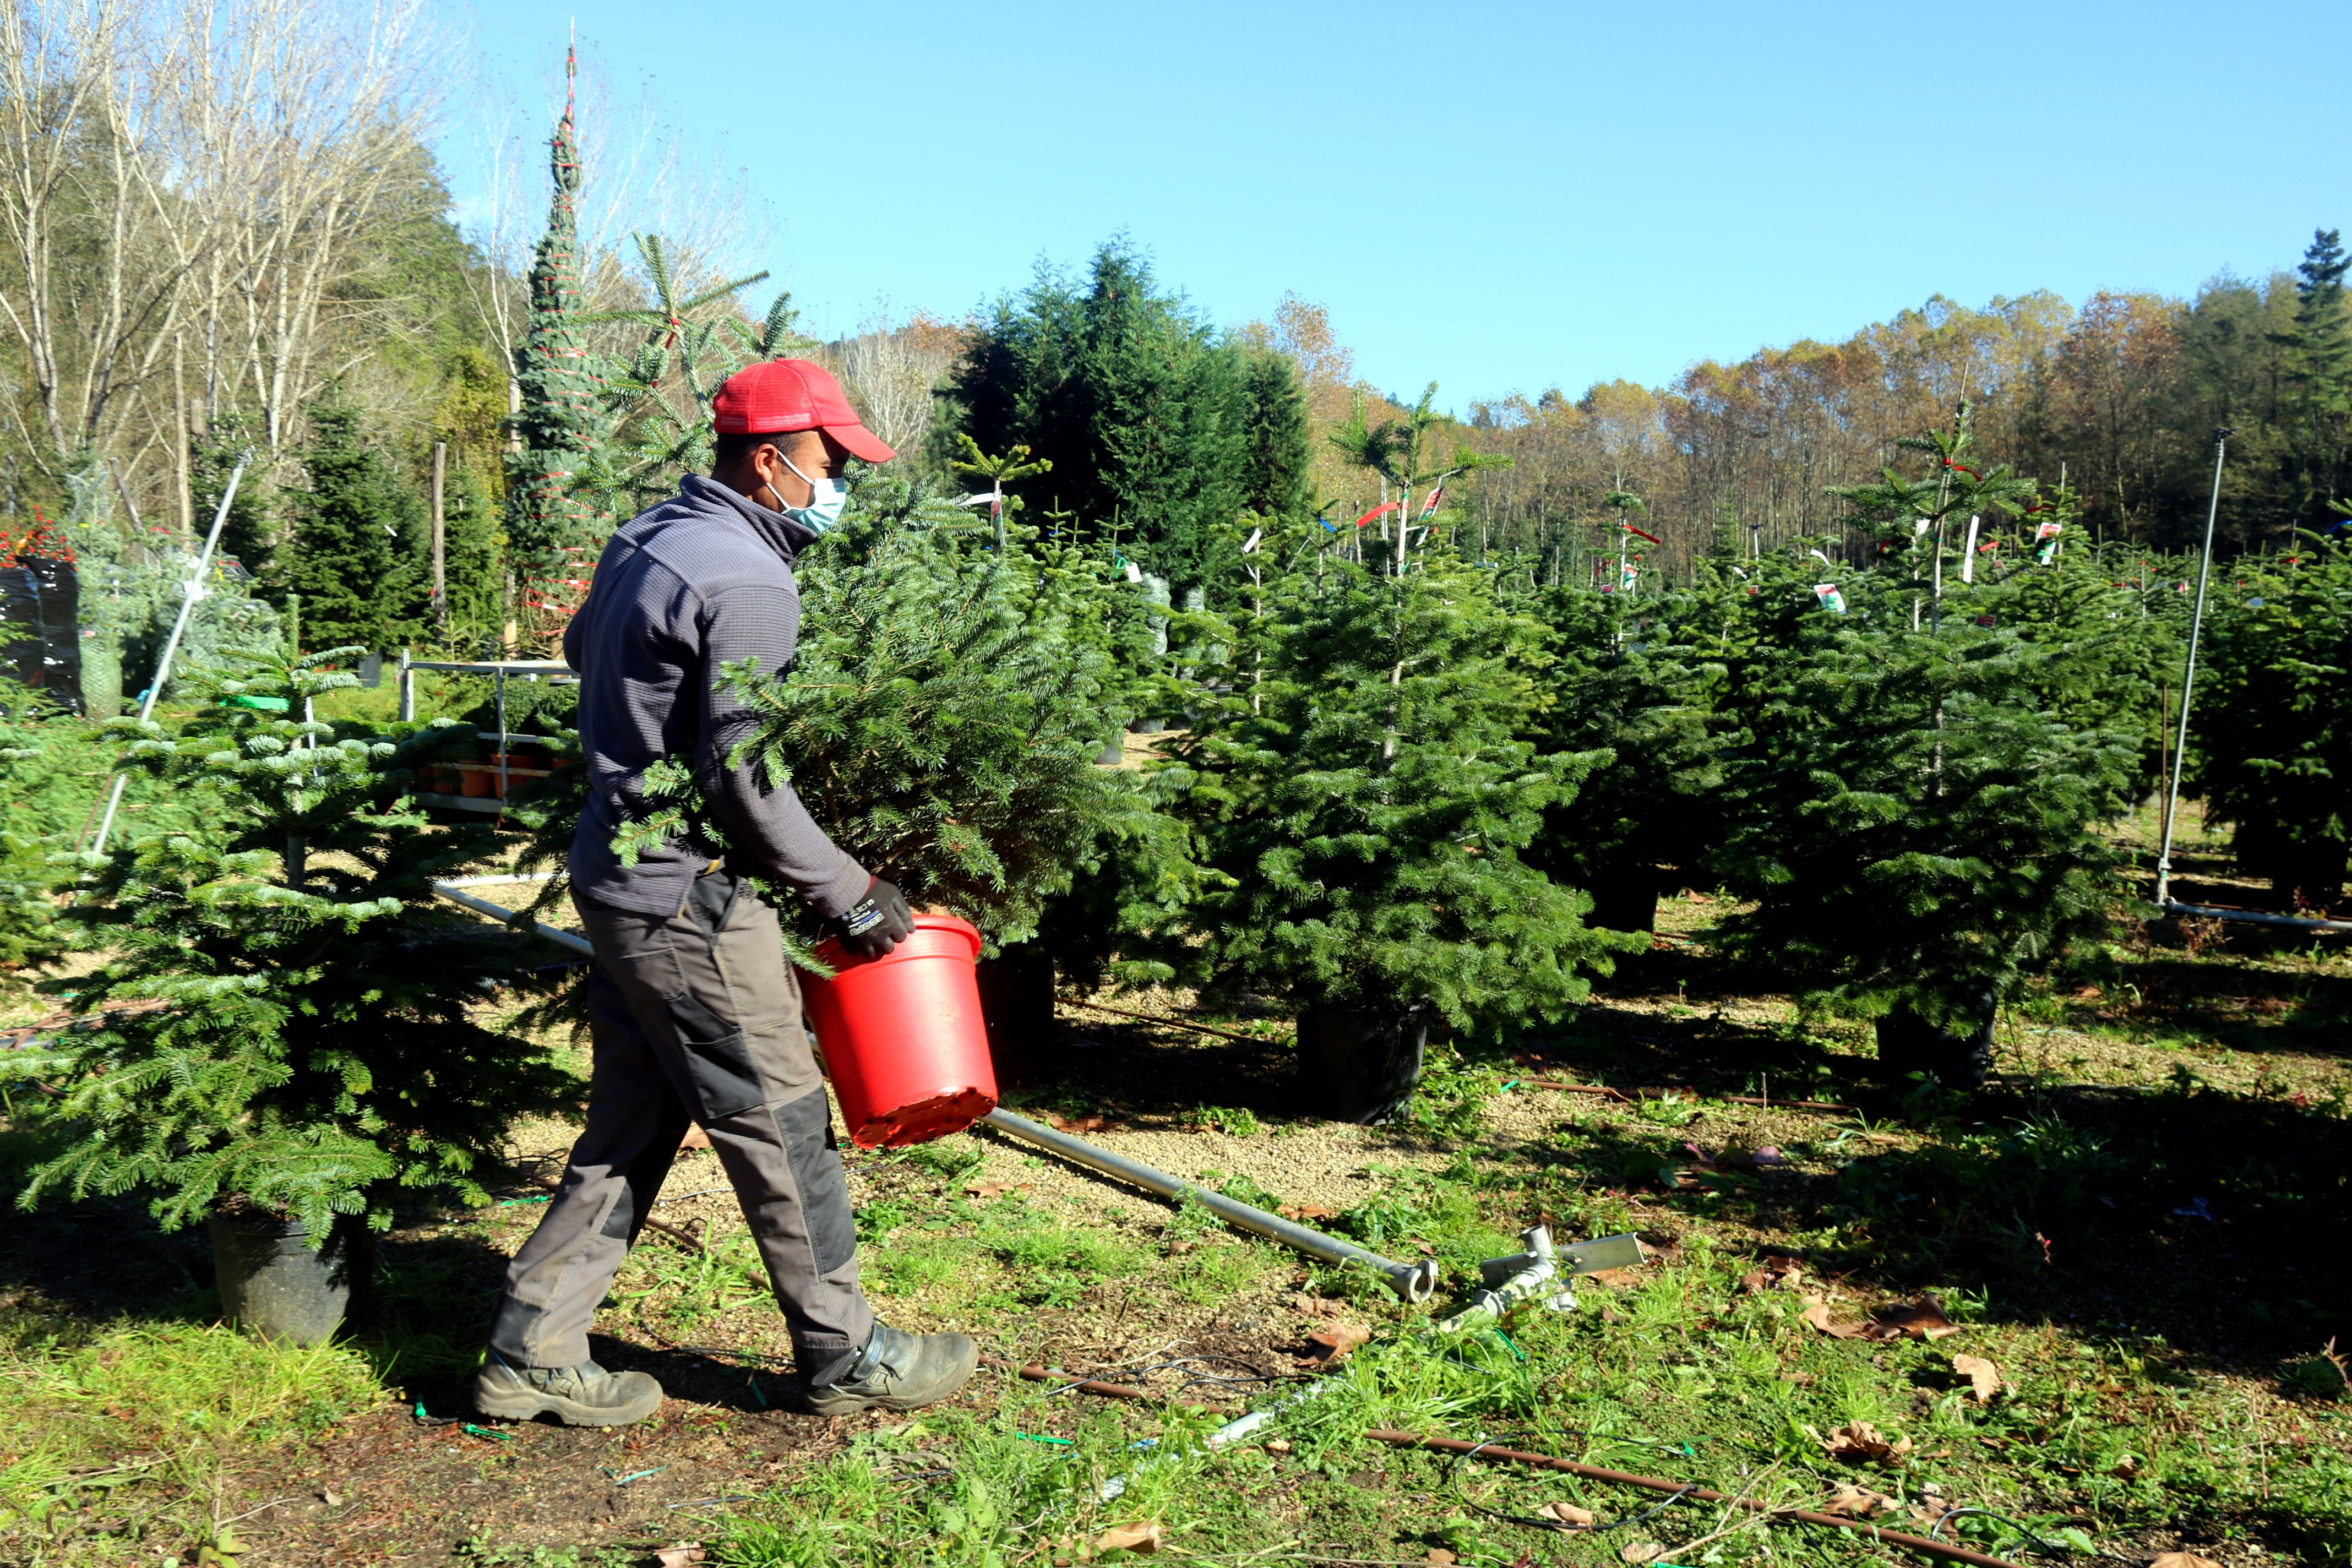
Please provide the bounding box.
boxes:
[678,473,821,563]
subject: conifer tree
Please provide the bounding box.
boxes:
[1526,577,1727,933]
[2192,529,2352,905]
[1164,537,1624,1036]
[8,647,572,1242]
[611,467,1156,960]
[278,396,422,652]
[1711,542,2132,1087]
[505,48,604,585]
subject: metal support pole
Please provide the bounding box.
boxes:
[977,1106,1438,1302]
[90,457,249,858]
[2154,431,2228,910]
[397,649,413,723]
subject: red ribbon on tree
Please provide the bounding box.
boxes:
[1353,502,1401,529]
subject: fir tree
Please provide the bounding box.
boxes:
[8,647,573,1241]
[504,48,604,586]
[2192,529,2352,905]
[1525,577,1727,933]
[1710,545,2132,1086]
[279,396,422,652]
[1164,537,1625,1035]
[611,466,1155,960]
[576,235,796,521]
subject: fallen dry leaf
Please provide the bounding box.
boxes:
[1874,1297,1962,1340]
[1817,1482,1900,1519]
[1423,1550,1458,1566]
[1952,1353,2002,1402]
[1278,1202,1339,1220]
[1740,1257,1804,1293]
[1779,1369,1815,1385]
[1264,1438,1291,1454]
[1094,1519,1163,1553]
[1292,1293,1343,1318]
[652,1548,707,1568]
[1801,1295,1872,1340]
[1542,1501,1597,1527]
[2110,1454,2142,1479]
[2150,1556,2222,1568]
[1817,1420,1913,1465]
[1303,1324,1371,1362]
[963,1180,1027,1200]
[1584,1266,1643,1288]
[1620,1543,1668,1565]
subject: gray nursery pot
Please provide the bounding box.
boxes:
[209,1209,369,1344]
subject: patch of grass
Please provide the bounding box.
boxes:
[0,1316,386,1550]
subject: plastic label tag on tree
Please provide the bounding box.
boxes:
[1812,583,1847,614]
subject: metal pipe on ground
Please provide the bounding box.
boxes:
[977,1107,1439,1303]
[432,881,592,957]
[2162,900,2352,934]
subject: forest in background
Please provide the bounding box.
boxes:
[0,0,2343,673]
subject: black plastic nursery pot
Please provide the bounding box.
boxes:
[1872,990,1997,1090]
[976,943,1057,1089]
[208,1208,371,1344]
[1295,1003,1428,1124]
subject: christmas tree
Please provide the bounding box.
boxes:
[611,466,1155,962]
[277,395,423,652]
[2192,527,2352,905]
[9,646,573,1243]
[1164,533,1625,1037]
[1525,575,1727,934]
[1710,539,2132,1087]
[504,47,605,618]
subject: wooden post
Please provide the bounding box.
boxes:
[173,332,194,538]
[429,440,447,638]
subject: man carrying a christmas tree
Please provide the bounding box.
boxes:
[477,360,979,1425]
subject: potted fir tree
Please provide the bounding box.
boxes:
[1165,526,1628,1122]
[1711,536,2132,1088]
[9,648,574,1342]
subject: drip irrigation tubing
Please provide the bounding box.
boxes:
[983,1359,2022,1568]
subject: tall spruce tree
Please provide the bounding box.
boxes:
[946,238,1302,599]
[10,647,572,1241]
[504,48,603,603]
[279,396,422,652]
[2276,228,2352,525]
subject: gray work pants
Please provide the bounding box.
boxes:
[489,870,874,1370]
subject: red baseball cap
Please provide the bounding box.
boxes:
[711,358,896,464]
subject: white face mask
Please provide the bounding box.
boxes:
[766,451,848,533]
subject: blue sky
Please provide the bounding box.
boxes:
[443,0,2349,410]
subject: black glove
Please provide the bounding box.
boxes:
[835,876,914,959]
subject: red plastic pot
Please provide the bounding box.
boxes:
[802,914,997,1148]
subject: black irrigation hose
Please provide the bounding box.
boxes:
[1447,1430,1701,1536]
[1928,1506,2105,1562]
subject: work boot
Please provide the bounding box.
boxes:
[804,1321,979,1415]
[473,1349,663,1427]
